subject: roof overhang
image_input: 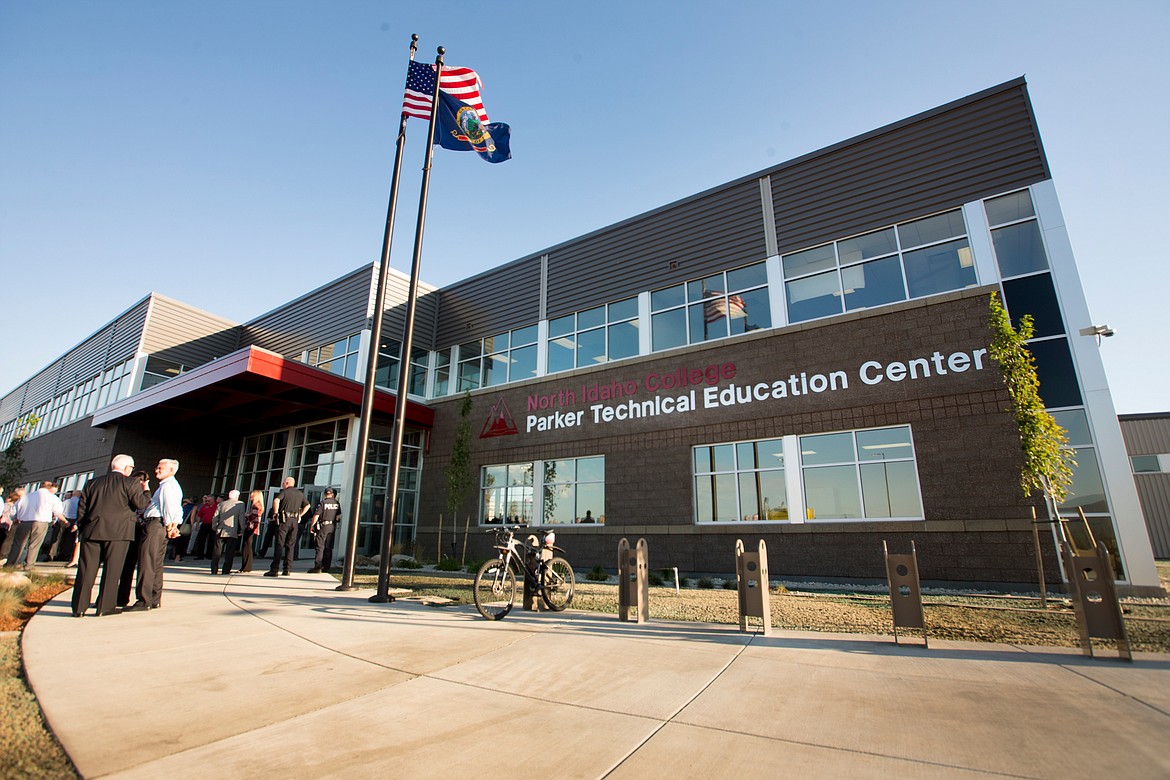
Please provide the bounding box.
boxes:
[92,346,434,433]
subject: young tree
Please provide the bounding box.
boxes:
[0,414,38,495]
[987,293,1076,515]
[445,392,475,517]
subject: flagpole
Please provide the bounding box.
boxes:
[370,45,446,603]
[337,34,419,592]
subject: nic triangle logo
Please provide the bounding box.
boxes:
[480,397,519,438]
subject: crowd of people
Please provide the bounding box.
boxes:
[1,454,343,618]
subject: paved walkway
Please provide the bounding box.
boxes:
[22,561,1170,779]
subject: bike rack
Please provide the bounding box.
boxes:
[735,539,771,635]
[1059,539,1131,661]
[522,540,551,612]
[617,537,649,623]
[884,540,927,648]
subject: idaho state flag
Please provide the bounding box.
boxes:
[434,90,511,164]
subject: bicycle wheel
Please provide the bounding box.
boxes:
[540,556,575,611]
[474,559,516,620]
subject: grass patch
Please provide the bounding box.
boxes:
[0,571,77,779]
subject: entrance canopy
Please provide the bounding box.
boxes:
[92,346,434,434]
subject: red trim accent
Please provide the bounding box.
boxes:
[92,346,434,429]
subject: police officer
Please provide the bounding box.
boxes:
[308,487,341,574]
[264,477,309,577]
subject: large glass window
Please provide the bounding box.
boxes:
[782,210,974,324]
[801,426,922,521]
[482,456,605,525]
[693,438,787,523]
[141,356,188,390]
[986,190,1049,278]
[651,263,770,351]
[375,340,429,396]
[308,334,361,380]
[548,298,640,374]
[460,325,539,391]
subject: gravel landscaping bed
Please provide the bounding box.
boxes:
[352,566,1170,654]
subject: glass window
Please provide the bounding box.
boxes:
[985,190,1035,227]
[485,456,604,525]
[842,255,906,311]
[782,244,836,278]
[1050,409,1092,446]
[1131,455,1162,473]
[838,228,897,265]
[694,438,787,523]
[786,270,842,323]
[897,210,966,248]
[903,239,976,298]
[649,262,771,350]
[1060,447,1108,514]
[1002,273,1064,338]
[800,432,855,465]
[799,426,921,521]
[1028,338,1082,408]
[803,465,862,520]
[992,221,1048,277]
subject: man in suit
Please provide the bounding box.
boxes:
[127,458,183,612]
[70,455,151,617]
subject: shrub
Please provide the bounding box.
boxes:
[697,577,715,589]
[586,565,610,582]
[435,557,462,572]
[722,579,737,590]
[396,557,423,570]
[648,570,666,587]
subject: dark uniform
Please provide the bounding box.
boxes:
[310,491,341,573]
[266,484,308,577]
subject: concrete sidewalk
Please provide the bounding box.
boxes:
[22,561,1170,779]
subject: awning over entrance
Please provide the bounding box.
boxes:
[92,346,434,433]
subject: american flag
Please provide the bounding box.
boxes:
[402,61,489,123]
[703,291,747,323]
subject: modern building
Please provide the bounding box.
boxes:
[1119,413,1170,559]
[2,77,1160,593]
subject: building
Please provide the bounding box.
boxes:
[2,77,1160,593]
[1119,413,1170,559]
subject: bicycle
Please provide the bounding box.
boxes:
[473,524,575,620]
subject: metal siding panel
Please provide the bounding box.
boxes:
[770,84,1047,254]
[107,297,150,365]
[22,360,63,408]
[1120,417,1170,454]
[546,180,766,318]
[140,297,239,368]
[434,257,542,347]
[375,273,441,352]
[240,266,374,357]
[1133,475,1170,558]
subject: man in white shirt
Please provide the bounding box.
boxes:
[127,459,183,612]
[5,481,67,568]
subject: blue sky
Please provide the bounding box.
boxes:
[1,1,1167,413]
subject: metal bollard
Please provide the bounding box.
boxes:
[735,539,771,635]
[1060,540,1131,661]
[884,540,927,648]
[617,537,649,623]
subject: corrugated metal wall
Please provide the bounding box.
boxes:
[434,256,542,347]
[140,294,241,367]
[0,296,153,423]
[432,78,1047,349]
[1120,414,1170,558]
[376,271,440,352]
[238,265,375,357]
[771,79,1048,254]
